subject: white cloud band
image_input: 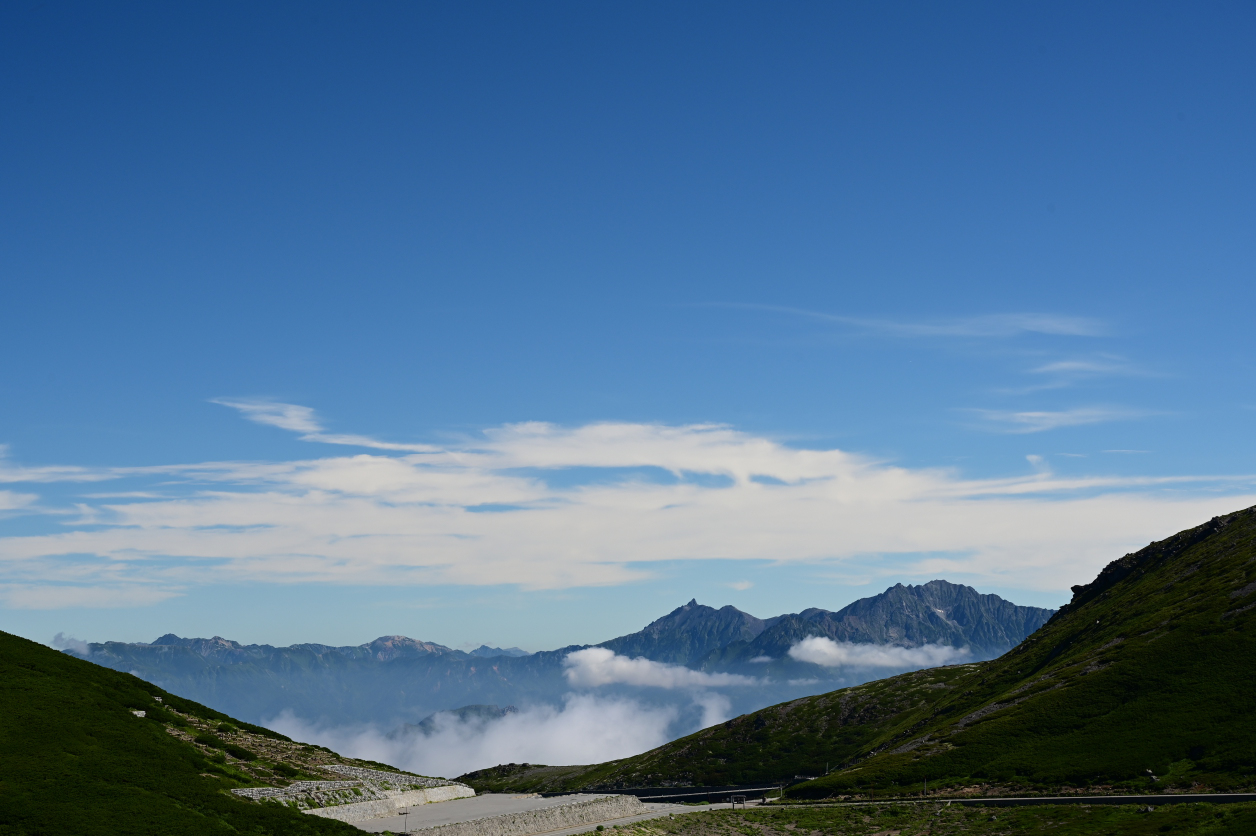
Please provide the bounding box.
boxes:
[787,636,971,669]
[0,406,1252,608]
[563,647,756,689]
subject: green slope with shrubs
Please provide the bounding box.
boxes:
[0,629,362,836]
[614,801,1256,836]
[460,505,1256,797]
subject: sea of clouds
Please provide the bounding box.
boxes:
[268,693,685,779]
[263,641,967,778]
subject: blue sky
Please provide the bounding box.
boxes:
[1,1,1254,652]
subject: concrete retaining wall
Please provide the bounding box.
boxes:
[411,794,646,836]
[305,785,476,822]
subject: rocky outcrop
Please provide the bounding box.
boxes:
[234,764,474,819]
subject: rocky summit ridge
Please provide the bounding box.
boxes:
[461,504,1256,797]
[73,579,1052,730]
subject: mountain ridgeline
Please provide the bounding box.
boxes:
[71,581,1053,729]
[600,599,767,666]
[702,580,1051,672]
[460,505,1256,797]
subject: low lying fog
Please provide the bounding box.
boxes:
[265,643,956,778]
[268,691,729,779]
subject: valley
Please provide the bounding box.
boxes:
[4,506,1253,835]
[69,580,1054,734]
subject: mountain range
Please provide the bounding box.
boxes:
[460,504,1256,797]
[70,580,1052,731]
[8,505,1254,836]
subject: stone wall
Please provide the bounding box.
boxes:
[304,785,477,822]
[235,781,357,800]
[233,763,473,816]
[409,794,646,836]
[324,764,457,789]
[422,786,478,804]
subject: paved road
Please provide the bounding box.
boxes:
[770,793,1256,809]
[510,801,705,836]
[350,791,1256,835]
[350,794,760,835]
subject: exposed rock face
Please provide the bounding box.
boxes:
[77,583,1052,727]
[599,600,768,666]
[705,580,1053,668]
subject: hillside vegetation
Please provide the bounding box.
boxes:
[608,801,1256,836]
[460,505,1256,797]
[0,629,412,835]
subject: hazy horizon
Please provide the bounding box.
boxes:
[3,1,1254,653]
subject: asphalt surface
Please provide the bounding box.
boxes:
[770,793,1256,809]
[344,790,1256,835]
[349,793,709,834]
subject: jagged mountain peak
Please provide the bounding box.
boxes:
[462,505,1256,795]
[151,634,241,647]
[84,580,1052,729]
[469,645,531,658]
[362,635,454,660]
[705,580,1054,667]
[600,599,767,666]
[144,634,249,660]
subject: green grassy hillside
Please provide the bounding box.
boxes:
[460,505,1256,797]
[0,629,370,835]
[612,801,1256,836]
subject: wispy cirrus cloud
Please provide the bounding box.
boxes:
[965,406,1151,434]
[722,305,1106,338]
[0,490,38,511]
[213,400,323,434]
[995,355,1159,394]
[0,403,1251,609]
[1028,357,1144,377]
[0,445,109,484]
[212,399,439,452]
[0,583,181,610]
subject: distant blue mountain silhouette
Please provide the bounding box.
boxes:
[71,580,1052,729]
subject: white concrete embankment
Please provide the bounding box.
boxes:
[306,785,476,822]
[408,795,646,836]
